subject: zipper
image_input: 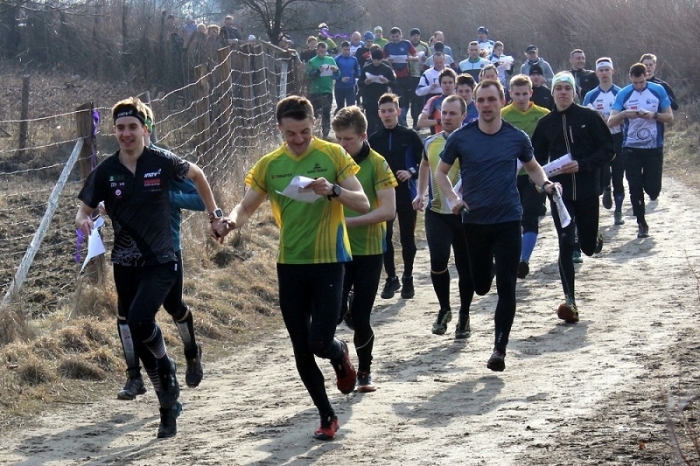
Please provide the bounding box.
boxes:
[561,113,577,200]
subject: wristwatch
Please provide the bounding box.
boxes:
[328,184,341,200]
[536,181,553,194]
[208,208,224,222]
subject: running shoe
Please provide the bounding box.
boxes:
[356,371,377,392]
[594,233,604,254]
[517,260,529,279]
[637,222,649,238]
[572,250,583,264]
[602,187,613,210]
[400,275,415,299]
[117,373,147,400]
[487,350,506,372]
[157,401,182,438]
[313,415,339,440]
[454,314,471,340]
[333,340,356,394]
[557,300,579,323]
[614,211,625,225]
[157,357,180,409]
[380,276,400,299]
[431,309,452,335]
[185,342,203,388]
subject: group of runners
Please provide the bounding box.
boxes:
[75,24,677,441]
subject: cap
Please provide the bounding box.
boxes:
[374,26,383,32]
[410,28,421,36]
[526,45,538,53]
[477,26,488,34]
[364,31,374,41]
[529,64,544,75]
[551,71,576,92]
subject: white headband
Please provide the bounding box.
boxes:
[596,61,613,70]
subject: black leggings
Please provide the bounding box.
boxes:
[277,262,345,417]
[384,209,417,277]
[425,209,474,313]
[462,221,521,353]
[341,254,383,372]
[550,195,600,302]
[622,147,663,223]
[602,132,625,200]
[518,175,546,234]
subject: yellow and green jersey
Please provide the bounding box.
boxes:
[246,138,359,264]
[344,147,398,256]
[425,132,460,214]
[501,102,549,174]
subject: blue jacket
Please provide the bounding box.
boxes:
[334,54,360,89]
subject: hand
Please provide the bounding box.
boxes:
[430,83,438,90]
[412,195,425,212]
[77,218,94,237]
[365,78,372,85]
[395,169,412,182]
[449,196,466,215]
[331,66,339,72]
[305,177,334,196]
[638,109,655,120]
[626,109,641,119]
[209,218,225,242]
[379,76,388,83]
[542,181,561,195]
[559,160,579,174]
[342,77,350,83]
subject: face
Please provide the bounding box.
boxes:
[630,74,647,92]
[440,100,465,134]
[553,82,575,109]
[510,84,533,112]
[411,33,420,44]
[278,117,314,156]
[468,45,480,59]
[642,59,656,77]
[372,57,382,66]
[334,128,366,156]
[378,102,400,128]
[475,85,504,123]
[433,55,445,69]
[224,17,233,26]
[440,77,455,95]
[341,46,350,57]
[114,116,146,153]
[365,39,373,48]
[596,66,614,84]
[481,69,498,81]
[390,32,401,43]
[493,45,503,56]
[477,32,488,41]
[308,39,317,49]
[351,33,361,45]
[457,85,473,102]
[316,46,327,57]
[526,49,538,60]
[570,52,586,71]
[434,32,444,43]
[530,73,544,86]
[375,30,383,39]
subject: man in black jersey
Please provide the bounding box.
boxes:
[569,49,599,102]
[76,97,223,438]
[529,64,553,110]
[640,53,679,111]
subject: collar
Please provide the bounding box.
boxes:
[352,140,371,164]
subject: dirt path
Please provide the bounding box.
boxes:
[1,176,699,465]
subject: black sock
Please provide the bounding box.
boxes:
[431,270,451,310]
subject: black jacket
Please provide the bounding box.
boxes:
[531,103,614,200]
[359,62,397,106]
[570,68,599,102]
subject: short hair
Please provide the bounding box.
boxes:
[378,93,400,106]
[370,48,384,60]
[639,53,657,63]
[479,64,498,78]
[474,79,505,100]
[468,41,479,48]
[390,27,401,35]
[341,41,350,48]
[433,41,445,52]
[629,63,647,77]
[208,25,220,34]
[316,42,327,50]
[332,106,367,135]
[570,48,584,57]
[442,94,466,114]
[224,15,233,21]
[494,41,503,49]
[456,74,476,90]
[306,36,317,44]
[112,97,147,125]
[438,67,457,84]
[509,74,532,89]
[276,95,314,123]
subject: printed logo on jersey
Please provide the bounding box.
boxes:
[270,172,293,179]
[307,162,328,175]
[143,169,162,190]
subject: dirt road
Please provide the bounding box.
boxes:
[1,176,698,465]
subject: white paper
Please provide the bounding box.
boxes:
[365,72,383,83]
[320,64,334,77]
[276,176,323,203]
[417,51,426,58]
[543,153,573,177]
[497,55,514,71]
[388,54,407,64]
[552,185,572,228]
[80,216,106,272]
[444,179,463,212]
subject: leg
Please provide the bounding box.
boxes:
[491,221,521,354]
[519,174,546,276]
[425,210,456,333]
[347,255,383,376]
[321,93,332,137]
[113,264,146,400]
[622,148,646,226]
[611,132,626,218]
[450,214,474,338]
[397,78,411,126]
[463,223,496,296]
[577,197,601,257]
[396,209,418,298]
[381,216,401,298]
[551,197,579,322]
[642,147,664,201]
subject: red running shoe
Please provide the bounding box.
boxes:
[313,415,339,440]
[557,301,579,323]
[334,340,356,394]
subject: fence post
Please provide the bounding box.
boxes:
[195,63,211,162]
[215,47,232,156]
[18,74,29,154]
[75,103,105,285]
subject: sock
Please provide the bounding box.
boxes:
[430,270,451,310]
[175,310,197,358]
[521,232,538,263]
[614,193,624,212]
[143,325,168,361]
[118,321,140,374]
[146,367,162,393]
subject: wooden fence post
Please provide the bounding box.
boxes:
[194,63,211,163]
[18,74,29,154]
[214,46,233,158]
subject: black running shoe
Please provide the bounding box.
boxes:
[400,275,415,299]
[380,276,400,299]
[637,222,649,238]
[517,260,529,279]
[454,315,471,340]
[158,357,180,409]
[157,401,182,438]
[185,342,203,388]
[487,350,506,372]
[602,188,613,210]
[594,232,604,254]
[431,309,452,335]
[117,374,147,400]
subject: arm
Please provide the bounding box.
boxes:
[219,187,267,238]
[435,160,464,215]
[415,73,433,96]
[416,111,436,129]
[412,158,431,211]
[75,202,96,237]
[186,162,222,235]
[170,179,206,211]
[608,109,628,128]
[523,159,557,195]
[346,187,396,228]
[305,175,370,213]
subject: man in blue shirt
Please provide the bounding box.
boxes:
[334,41,361,113]
[434,79,557,372]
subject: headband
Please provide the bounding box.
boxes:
[596,60,613,70]
[113,105,146,126]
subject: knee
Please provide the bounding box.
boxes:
[309,338,335,359]
[168,304,189,322]
[127,315,155,340]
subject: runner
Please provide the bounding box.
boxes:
[532,72,614,323]
[458,41,490,82]
[368,93,424,300]
[358,49,396,135]
[435,79,558,371]
[582,57,625,225]
[416,68,456,134]
[501,74,550,279]
[332,106,397,393]
[307,42,339,139]
[456,74,479,124]
[76,97,222,438]
[217,96,369,441]
[412,95,474,338]
[608,63,674,238]
[383,27,419,127]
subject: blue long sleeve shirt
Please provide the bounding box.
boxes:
[334,54,361,89]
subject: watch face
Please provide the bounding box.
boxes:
[333,184,341,197]
[213,208,223,218]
